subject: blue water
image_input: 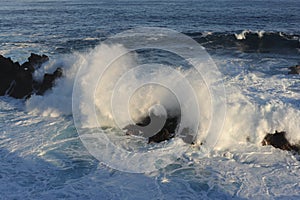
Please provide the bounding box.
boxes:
[0,0,300,199]
[1,0,299,58]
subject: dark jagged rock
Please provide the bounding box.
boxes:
[262,131,299,152]
[8,68,33,99]
[124,114,180,143]
[37,68,63,95]
[0,54,61,99]
[288,65,300,75]
[0,55,33,99]
[148,128,175,144]
[21,53,49,72]
[0,55,20,95]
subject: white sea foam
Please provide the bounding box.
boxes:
[83,37,98,41]
[234,30,249,40]
[234,30,266,40]
[2,42,300,199]
[25,43,300,150]
[2,97,300,199]
[257,30,265,38]
[26,53,81,117]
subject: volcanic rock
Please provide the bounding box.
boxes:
[21,53,49,72]
[8,67,34,99]
[0,54,62,99]
[37,67,63,95]
[0,55,20,95]
[288,65,300,75]
[124,114,179,143]
[262,131,299,152]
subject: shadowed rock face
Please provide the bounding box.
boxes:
[262,131,299,152]
[21,53,49,73]
[124,114,180,143]
[288,65,300,75]
[0,54,62,99]
[36,68,63,95]
[0,55,21,96]
[124,111,198,144]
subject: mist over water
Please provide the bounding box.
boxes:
[24,42,300,148]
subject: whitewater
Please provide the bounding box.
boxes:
[1,35,300,198]
[1,0,300,199]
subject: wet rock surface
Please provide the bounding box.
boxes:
[262,131,299,152]
[124,114,180,143]
[288,65,300,74]
[0,54,62,99]
[123,113,196,144]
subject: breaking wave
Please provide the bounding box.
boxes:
[25,41,300,151]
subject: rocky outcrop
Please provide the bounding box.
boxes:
[21,53,49,73]
[262,131,299,152]
[288,65,300,74]
[0,54,62,99]
[36,67,63,95]
[0,55,21,96]
[124,114,179,143]
[123,111,199,144]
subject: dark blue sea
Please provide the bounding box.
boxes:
[0,0,300,199]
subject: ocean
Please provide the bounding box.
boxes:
[0,0,300,199]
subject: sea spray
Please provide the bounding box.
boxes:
[25,43,300,151]
[26,53,80,117]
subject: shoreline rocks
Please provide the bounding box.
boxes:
[288,65,300,75]
[262,131,299,152]
[36,67,63,95]
[124,113,196,144]
[0,54,62,99]
[124,114,180,143]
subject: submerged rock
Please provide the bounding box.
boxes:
[288,65,300,75]
[262,131,299,152]
[0,54,62,99]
